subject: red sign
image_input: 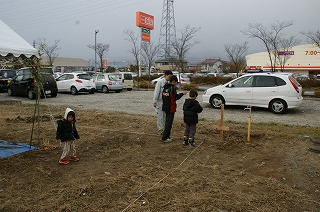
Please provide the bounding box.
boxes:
[141,33,150,42]
[136,11,154,30]
[246,66,262,70]
[278,51,294,56]
[103,59,107,69]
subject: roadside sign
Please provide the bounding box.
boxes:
[141,27,150,42]
[136,11,154,30]
[141,33,150,42]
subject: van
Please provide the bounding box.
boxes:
[120,72,134,91]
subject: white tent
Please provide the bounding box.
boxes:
[0,19,37,58]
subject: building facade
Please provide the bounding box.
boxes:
[245,44,320,76]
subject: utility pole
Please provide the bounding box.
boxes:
[95,30,99,71]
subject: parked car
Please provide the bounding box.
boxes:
[93,73,123,93]
[55,72,95,95]
[54,72,63,79]
[8,70,58,99]
[295,74,309,81]
[0,69,17,92]
[151,72,191,86]
[207,72,224,77]
[119,72,134,91]
[202,73,303,114]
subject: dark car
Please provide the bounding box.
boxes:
[0,69,17,92]
[8,71,58,99]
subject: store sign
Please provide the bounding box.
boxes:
[136,11,154,30]
[141,27,150,42]
[103,59,107,68]
[246,66,262,70]
[278,51,294,56]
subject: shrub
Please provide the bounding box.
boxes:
[314,88,320,98]
[137,80,155,89]
[181,83,197,90]
[298,79,320,88]
[190,76,232,86]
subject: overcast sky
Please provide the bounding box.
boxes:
[1,0,319,65]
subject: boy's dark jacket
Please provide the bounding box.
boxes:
[56,108,80,142]
[183,98,203,124]
[162,83,184,113]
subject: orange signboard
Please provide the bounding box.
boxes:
[141,33,150,42]
[136,11,154,30]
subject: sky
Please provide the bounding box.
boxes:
[0,0,319,66]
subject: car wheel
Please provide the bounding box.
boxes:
[8,88,14,96]
[115,89,122,93]
[102,86,109,93]
[27,90,35,100]
[210,95,225,109]
[89,90,95,94]
[269,99,287,114]
[51,92,57,97]
[127,88,132,91]
[71,86,78,95]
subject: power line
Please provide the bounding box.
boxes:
[0,0,152,31]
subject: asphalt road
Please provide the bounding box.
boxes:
[0,90,319,127]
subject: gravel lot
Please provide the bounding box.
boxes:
[0,90,319,127]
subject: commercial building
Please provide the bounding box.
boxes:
[245,44,320,76]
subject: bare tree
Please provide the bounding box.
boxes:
[242,21,294,72]
[141,42,159,89]
[87,43,110,71]
[141,42,159,74]
[124,29,139,74]
[277,36,300,71]
[37,38,61,66]
[124,29,141,89]
[172,25,201,73]
[224,42,248,73]
[301,30,320,48]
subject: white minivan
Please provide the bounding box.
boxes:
[119,72,134,91]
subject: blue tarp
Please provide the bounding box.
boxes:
[0,140,36,158]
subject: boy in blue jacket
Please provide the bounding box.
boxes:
[56,108,80,165]
[183,89,203,147]
[161,75,187,142]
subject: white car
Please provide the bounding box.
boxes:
[55,72,95,95]
[202,73,303,114]
[152,73,191,85]
[93,73,123,93]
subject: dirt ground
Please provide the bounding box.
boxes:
[0,103,320,212]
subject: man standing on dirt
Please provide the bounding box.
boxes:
[153,70,173,135]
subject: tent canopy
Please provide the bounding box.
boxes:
[0,19,38,58]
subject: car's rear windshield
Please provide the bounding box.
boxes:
[180,74,189,78]
[77,74,92,80]
[108,74,121,80]
[40,73,55,82]
[0,70,16,78]
[123,74,133,80]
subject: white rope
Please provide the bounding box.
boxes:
[121,140,204,212]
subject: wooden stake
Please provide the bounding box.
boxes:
[214,104,229,140]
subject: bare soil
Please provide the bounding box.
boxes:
[0,103,320,212]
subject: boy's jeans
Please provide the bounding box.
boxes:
[162,112,175,140]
